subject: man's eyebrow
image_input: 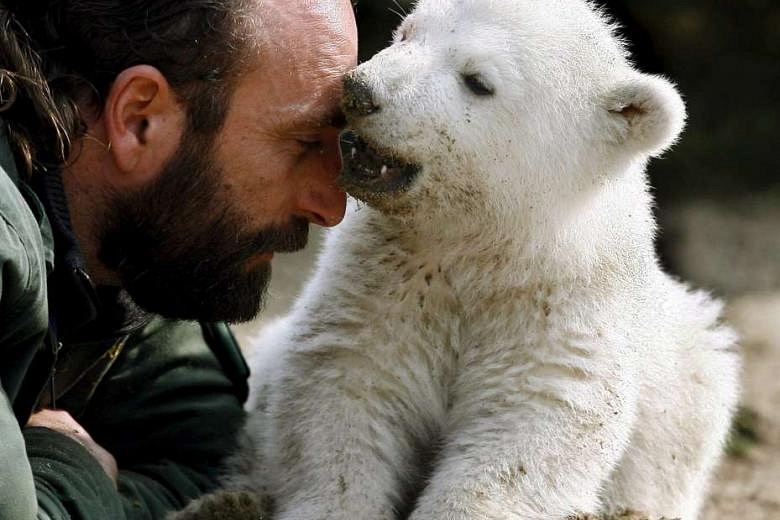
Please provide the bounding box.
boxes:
[287,107,346,130]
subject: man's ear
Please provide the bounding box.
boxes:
[102,65,185,186]
[601,74,687,158]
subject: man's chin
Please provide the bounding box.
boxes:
[123,265,271,324]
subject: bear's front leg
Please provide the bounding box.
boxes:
[408,343,639,520]
[264,339,446,520]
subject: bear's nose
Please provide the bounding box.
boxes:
[342,73,380,118]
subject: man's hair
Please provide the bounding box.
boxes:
[0,0,257,174]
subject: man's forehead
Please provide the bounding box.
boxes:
[300,0,355,30]
[258,0,356,73]
[262,0,355,38]
[241,0,355,130]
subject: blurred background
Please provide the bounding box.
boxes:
[235,1,779,517]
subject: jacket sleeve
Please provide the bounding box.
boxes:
[23,427,126,519]
[0,388,37,520]
[25,318,248,520]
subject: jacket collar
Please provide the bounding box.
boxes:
[33,167,153,341]
[33,168,102,338]
[2,117,100,337]
[2,117,149,340]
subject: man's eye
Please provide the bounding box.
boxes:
[298,139,323,151]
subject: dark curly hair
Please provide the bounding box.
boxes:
[0,0,257,174]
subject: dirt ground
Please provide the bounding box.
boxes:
[232,202,780,519]
[699,292,780,519]
[660,199,780,518]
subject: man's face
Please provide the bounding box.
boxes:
[99,0,358,322]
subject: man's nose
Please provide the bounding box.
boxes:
[342,72,380,118]
[297,139,347,227]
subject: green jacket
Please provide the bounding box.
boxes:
[0,120,249,519]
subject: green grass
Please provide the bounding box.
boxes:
[725,406,761,458]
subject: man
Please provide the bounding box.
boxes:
[0,0,357,518]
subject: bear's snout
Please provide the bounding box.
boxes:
[342,72,381,118]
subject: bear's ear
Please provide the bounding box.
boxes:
[601,74,687,157]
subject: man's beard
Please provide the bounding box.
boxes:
[98,129,309,323]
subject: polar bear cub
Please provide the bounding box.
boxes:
[211,0,739,519]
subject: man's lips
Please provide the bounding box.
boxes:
[338,136,421,198]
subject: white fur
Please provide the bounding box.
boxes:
[222,1,740,519]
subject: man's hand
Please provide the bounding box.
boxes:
[27,409,119,485]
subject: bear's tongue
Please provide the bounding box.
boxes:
[338,136,421,198]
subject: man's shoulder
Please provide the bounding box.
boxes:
[0,161,51,295]
[0,131,53,276]
[0,139,52,414]
[0,134,52,393]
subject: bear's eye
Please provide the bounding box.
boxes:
[462,73,495,97]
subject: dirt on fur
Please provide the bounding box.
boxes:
[570,511,677,520]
